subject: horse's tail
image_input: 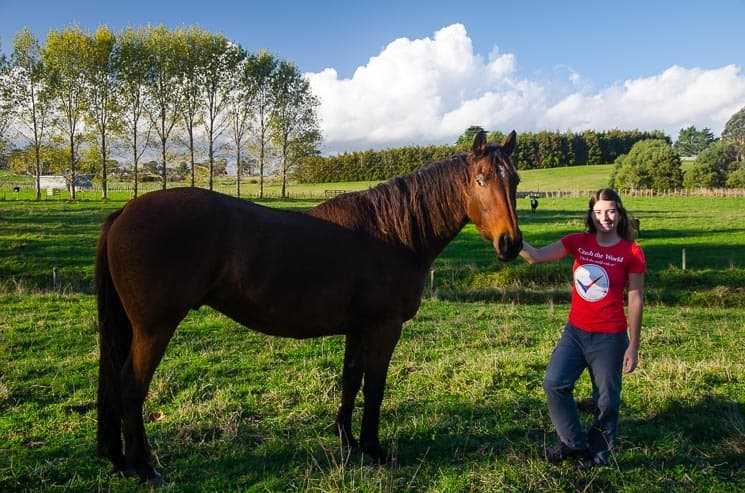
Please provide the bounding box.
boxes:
[96,209,131,464]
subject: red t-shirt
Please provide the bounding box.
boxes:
[561,233,646,333]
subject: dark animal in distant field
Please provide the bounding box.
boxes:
[96,131,522,481]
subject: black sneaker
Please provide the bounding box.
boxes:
[578,455,605,471]
[542,442,588,464]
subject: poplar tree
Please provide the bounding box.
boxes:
[115,27,152,197]
[144,25,183,190]
[9,28,52,200]
[43,26,88,200]
[84,25,120,199]
[247,51,277,198]
[199,33,243,190]
[270,60,320,198]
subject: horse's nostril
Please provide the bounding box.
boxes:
[499,233,510,252]
[497,232,522,261]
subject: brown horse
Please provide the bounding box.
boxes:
[96,131,522,481]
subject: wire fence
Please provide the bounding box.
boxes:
[2,182,745,201]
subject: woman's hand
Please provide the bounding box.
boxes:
[623,346,639,373]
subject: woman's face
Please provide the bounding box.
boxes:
[591,199,619,234]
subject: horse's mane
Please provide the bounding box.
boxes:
[307,154,471,252]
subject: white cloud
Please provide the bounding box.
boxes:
[307,24,745,154]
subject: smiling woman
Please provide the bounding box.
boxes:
[519,188,646,469]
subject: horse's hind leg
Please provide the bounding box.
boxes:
[121,323,177,482]
[336,333,364,449]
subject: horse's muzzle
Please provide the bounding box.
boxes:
[496,231,523,262]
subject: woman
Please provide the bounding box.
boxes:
[520,188,646,469]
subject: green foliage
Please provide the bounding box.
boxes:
[454,125,486,150]
[726,161,745,187]
[673,125,717,157]
[610,139,683,191]
[297,129,667,184]
[684,141,740,188]
[722,106,745,160]
[512,129,669,171]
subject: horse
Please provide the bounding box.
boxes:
[96,130,523,482]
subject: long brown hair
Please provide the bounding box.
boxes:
[585,188,637,240]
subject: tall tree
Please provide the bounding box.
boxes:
[584,130,602,164]
[0,43,13,163]
[227,51,258,197]
[199,33,243,190]
[455,125,486,150]
[270,60,321,198]
[722,106,745,161]
[144,25,183,190]
[673,126,716,157]
[116,27,153,198]
[9,28,52,200]
[84,25,120,199]
[176,26,204,188]
[247,51,277,198]
[43,26,88,200]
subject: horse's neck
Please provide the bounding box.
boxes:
[309,159,471,265]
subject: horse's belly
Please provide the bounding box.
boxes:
[208,287,355,339]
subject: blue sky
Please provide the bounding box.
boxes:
[2,0,744,153]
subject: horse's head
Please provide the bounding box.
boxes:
[466,130,523,261]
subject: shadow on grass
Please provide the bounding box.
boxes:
[621,397,744,476]
[129,394,744,489]
[3,387,741,490]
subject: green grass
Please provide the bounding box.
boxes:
[1,163,614,202]
[517,164,615,193]
[1,295,742,491]
[434,195,745,306]
[2,194,743,307]
[0,177,743,491]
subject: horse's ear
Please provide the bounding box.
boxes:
[472,130,488,155]
[501,130,517,156]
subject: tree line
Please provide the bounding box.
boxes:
[609,108,745,191]
[0,25,320,199]
[295,128,669,183]
[297,110,745,189]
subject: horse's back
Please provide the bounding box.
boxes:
[103,188,424,337]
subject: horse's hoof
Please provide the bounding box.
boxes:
[379,453,398,468]
[111,466,162,485]
[140,470,164,486]
[361,445,396,466]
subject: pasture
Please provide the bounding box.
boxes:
[0,188,743,491]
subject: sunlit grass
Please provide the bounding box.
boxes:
[1,296,742,491]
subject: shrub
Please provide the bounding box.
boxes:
[610,139,683,191]
[684,141,740,188]
[725,161,745,187]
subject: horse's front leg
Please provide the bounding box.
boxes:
[335,333,363,449]
[359,323,401,464]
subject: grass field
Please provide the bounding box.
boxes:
[0,164,618,201]
[0,174,743,491]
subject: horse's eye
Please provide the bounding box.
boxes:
[476,174,486,187]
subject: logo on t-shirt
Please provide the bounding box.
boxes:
[574,264,609,302]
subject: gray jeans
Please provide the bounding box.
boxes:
[543,322,629,464]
